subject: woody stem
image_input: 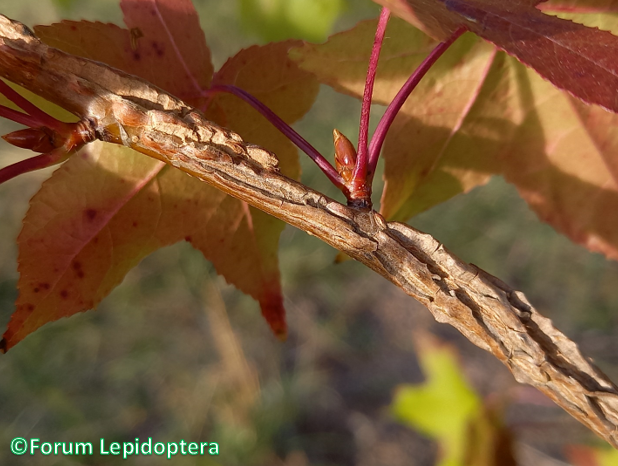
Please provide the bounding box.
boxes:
[205,84,345,190]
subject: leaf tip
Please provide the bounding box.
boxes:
[259,286,287,341]
[275,327,288,342]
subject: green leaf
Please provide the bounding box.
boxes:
[391,334,515,466]
[391,336,481,466]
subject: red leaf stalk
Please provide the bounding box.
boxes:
[349,7,390,205]
[367,26,467,177]
[0,79,69,133]
[0,145,72,184]
[205,84,346,190]
[0,119,95,184]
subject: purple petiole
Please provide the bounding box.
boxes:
[351,7,390,190]
[0,146,72,184]
[0,79,69,133]
[367,26,467,178]
[204,84,345,190]
[200,20,467,208]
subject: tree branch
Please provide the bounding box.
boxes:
[1,14,618,447]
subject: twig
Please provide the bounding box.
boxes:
[1,14,618,448]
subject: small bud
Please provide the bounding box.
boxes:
[2,127,57,153]
[333,129,357,183]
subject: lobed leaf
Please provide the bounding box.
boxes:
[3,0,319,349]
[294,12,618,262]
[391,333,515,466]
[498,58,618,261]
[206,40,319,335]
[372,0,618,115]
[292,19,501,220]
[542,0,618,12]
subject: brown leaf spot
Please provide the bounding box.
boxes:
[184,236,192,242]
[60,290,69,299]
[33,287,39,293]
[84,208,98,221]
[132,51,141,61]
[132,221,138,227]
[151,41,164,57]
[0,338,6,353]
[72,261,85,279]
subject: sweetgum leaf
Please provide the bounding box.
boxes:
[380,34,502,221]
[120,0,213,105]
[290,17,437,106]
[2,2,319,349]
[292,19,501,220]
[391,333,515,466]
[540,1,618,34]
[372,0,618,114]
[206,40,319,336]
[543,0,618,11]
[294,15,618,261]
[498,58,618,261]
[36,0,212,107]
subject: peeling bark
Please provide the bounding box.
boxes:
[1,14,618,447]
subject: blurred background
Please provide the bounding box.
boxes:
[1,0,618,464]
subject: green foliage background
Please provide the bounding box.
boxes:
[1,0,618,464]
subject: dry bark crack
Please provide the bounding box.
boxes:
[2,14,618,447]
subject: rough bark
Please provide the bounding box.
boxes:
[1,14,618,447]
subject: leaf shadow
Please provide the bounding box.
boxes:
[499,62,618,260]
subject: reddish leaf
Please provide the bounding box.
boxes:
[540,1,618,35]
[291,18,438,106]
[541,0,618,12]
[207,41,319,334]
[372,0,618,114]
[36,0,212,107]
[120,0,213,106]
[292,19,501,220]
[293,14,618,262]
[2,5,319,349]
[498,61,618,261]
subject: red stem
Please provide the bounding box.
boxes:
[205,84,345,189]
[0,79,68,133]
[0,105,48,129]
[367,27,467,176]
[0,146,71,184]
[351,7,390,187]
